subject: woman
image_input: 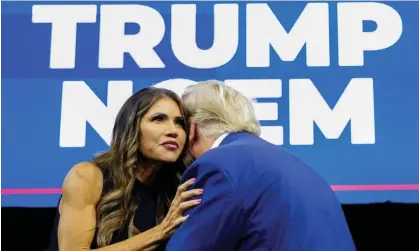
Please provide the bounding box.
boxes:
[47,87,202,251]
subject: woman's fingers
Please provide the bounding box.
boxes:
[160,178,201,238]
[180,188,203,200]
[170,178,202,216]
[179,199,202,211]
[174,215,189,226]
[176,178,196,195]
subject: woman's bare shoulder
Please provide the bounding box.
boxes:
[61,162,104,206]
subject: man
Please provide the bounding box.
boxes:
[166,80,356,251]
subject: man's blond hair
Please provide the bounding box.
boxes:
[182,80,261,138]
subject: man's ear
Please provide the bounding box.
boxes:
[189,122,197,143]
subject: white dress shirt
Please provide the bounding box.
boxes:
[210,133,230,149]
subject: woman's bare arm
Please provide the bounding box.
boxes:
[58,162,201,251]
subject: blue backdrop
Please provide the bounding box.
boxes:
[2,0,419,207]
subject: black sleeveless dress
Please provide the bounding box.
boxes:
[46,178,166,251]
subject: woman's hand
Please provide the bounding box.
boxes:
[158,178,203,239]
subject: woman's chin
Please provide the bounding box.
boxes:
[159,155,180,164]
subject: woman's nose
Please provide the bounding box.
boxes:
[165,122,179,138]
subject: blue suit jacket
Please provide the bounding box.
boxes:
[166,132,356,251]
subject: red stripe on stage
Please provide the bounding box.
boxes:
[331,184,419,191]
[2,184,419,195]
[2,188,62,194]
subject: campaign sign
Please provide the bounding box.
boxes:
[2,0,419,207]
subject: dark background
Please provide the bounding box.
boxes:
[2,202,419,251]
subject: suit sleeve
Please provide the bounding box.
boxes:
[166,162,245,251]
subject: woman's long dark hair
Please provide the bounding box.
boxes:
[91,87,193,247]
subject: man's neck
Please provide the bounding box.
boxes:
[195,137,217,158]
[194,133,228,158]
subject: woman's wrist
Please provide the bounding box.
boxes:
[154,222,168,241]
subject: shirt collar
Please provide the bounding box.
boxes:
[210,133,230,149]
